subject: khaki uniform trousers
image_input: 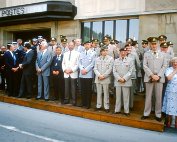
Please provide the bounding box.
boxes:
[96,83,109,109]
[144,82,163,118]
[115,86,130,113]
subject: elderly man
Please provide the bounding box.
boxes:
[141,37,167,122]
[94,46,113,113]
[36,41,52,101]
[62,41,80,106]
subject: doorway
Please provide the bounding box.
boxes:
[13,29,51,43]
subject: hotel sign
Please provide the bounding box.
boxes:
[0,3,47,17]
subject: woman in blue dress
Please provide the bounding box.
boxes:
[162,57,177,128]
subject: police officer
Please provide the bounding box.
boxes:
[91,39,100,57]
[60,38,69,54]
[141,37,167,122]
[113,46,133,115]
[94,46,113,112]
[79,41,96,109]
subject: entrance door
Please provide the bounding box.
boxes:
[13,29,51,43]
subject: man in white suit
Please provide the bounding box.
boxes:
[62,41,80,106]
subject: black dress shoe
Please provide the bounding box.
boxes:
[35,97,41,100]
[63,100,69,104]
[17,95,23,98]
[113,112,121,114]
[124,113,130,116]
[105,109,110,113]
[94,108,101,111]
[141,116,149,120]
[45,99,49,101]
[155,117,162,122]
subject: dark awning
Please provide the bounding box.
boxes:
[0,1,77,27]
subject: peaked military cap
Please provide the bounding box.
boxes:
[60,35,66,39]
[167,41,173,46]
[91,39,99,43]
[142,40,148,44]
[160,42,168,48]
[119,47,126,52]
[126,38,133,43]
[83,41,91,45]
[147,37,158,43]
[50,37,57,41]
[158,35,167,41]
[12,42,17,45]
[32,38,38,42]
[103,35,111,41]
[61,38,67,43]
[38,36,43,39]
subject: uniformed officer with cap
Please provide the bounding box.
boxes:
[166,41,174,58]
[94,45,113,112]
[79,41,96,109]
[48,37,58,56]
[113,46,133,115]
[158,35,167,44]
[60,38,69,54]
[141,37,167,122]
[91,39,100,57]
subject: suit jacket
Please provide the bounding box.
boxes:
[62,50,80,78]
[51,54,64,78]
[94,55,113,84]
[143,50,167,83]
[14,48,26,64]
[36,49,52,76]
[113,57,133,87]
[21,50,35,75]
[79,49,96,78]
[4,50,19,71]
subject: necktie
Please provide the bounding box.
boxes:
[12,52,16,65]
[69,51,71,60]
[154,51,156,54]
[86,51,87,55]
[40,51,43,61]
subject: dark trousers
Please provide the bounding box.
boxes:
[52,75,64,102]
[80,78,93,108]
[64,77,77,105]
[6,70,18,97]
[19,74,33,98]
[0,71,6,90]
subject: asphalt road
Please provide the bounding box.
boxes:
[0,102,177,142]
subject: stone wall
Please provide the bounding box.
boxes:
[139,13,177,55]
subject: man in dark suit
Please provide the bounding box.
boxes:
[4,43,19,97]
[51,47,64,103]
[0,45,7,90]
[18,42,35,99]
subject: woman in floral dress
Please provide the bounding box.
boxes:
[162,57,177,128]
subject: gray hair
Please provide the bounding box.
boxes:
[171,57,177,63]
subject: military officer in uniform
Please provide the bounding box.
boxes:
[91,39,100,57]
[79,41,96,109]
[158,35,167,44]
[48,37,58,56]
[113,47,133,115]
[94,46,113,112]
[60,38,69,54]
[166,41,174,58]
[141,37,167,122]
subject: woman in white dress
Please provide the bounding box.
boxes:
[162,57,177,128]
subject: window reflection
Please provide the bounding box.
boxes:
[92,21,102,41]
[83,22,90,42]
[129,19,139,40]
[116,20,127,43]
[105,21,113,38]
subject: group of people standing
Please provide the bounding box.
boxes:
[0,34,176,128]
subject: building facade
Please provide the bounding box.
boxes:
[0,0,177,54]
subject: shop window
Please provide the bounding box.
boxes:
[105,21,113,38]
[82,22,91,42]
[92,21,102,41]
[129,19,139,41]
[116,20,127,43]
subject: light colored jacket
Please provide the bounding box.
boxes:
[94,55,113,84]
[113,57,133,87]
[62,50,80,78]
[36,49,52,76]
[79,49,96,78]
[143,50,167,83]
